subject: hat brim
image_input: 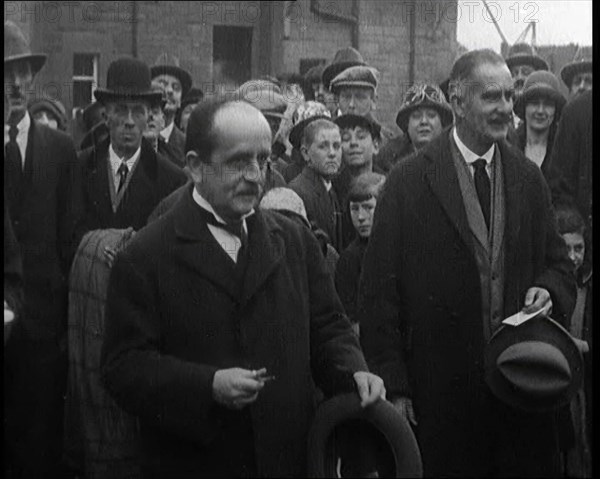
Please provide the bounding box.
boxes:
[94,89,164,107]
[330,80,376,94]
[560,61,593,87]
[4,53,47,75]
[395,100,454,133]
[506,55,549,71]
[484,316,583,413]
[289,115,333,150]
[335,114,381,140]
[307,393,423,478]
[322,60,367,91]
[150,65,193,98]
[514,86,566,120]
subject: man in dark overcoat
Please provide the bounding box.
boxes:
[357,49,576,477]
[78,58,186,239]
[4,20,85,477]
[101,98,385,478]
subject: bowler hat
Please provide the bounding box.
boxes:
[505,43,548,72]
[94,57,163,106]
[395,83,454,134]
[307,393,423,478]
[329,65,379,94]
[322,47,367,91]
[560,58,593,89]
[150,52,193,98]
[4,21,47,75]
[514,70,566,120]
[288,101,333,150]
[28,98,68,131]
[484,315,584,413]
[335,113,381,141]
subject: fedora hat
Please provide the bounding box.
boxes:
[307,393,423,478]
[322,47,367,91]
[94,57,163,106]
[505,43,548,71]
[335,113,381,141]
[288,101,333,150]
[514,70,566,120]
[395,83,454,134]
[4,21,47,75]
[150,52,192,98]
[484,315,584,413]
[560,58,592,89]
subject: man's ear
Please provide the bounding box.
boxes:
[186,151,204,182]
[372,137,380,155]
[300,145,311,164]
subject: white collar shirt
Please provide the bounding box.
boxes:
[4,112,31,168]
[108,143,141,191]
[160,121,175,143]
[453,127,495,178]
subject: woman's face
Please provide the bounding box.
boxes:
[525,97,556,133]
[407,107,443,149]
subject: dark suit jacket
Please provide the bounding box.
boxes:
[289,166,343,251]
[101,185,366,477]
[78,137,186,233]
[4,200,23,319]
[4,120,84,340]
[158,123,186,168]
[358,130,576,476]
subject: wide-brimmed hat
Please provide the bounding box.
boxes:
[94,57,163,106]
[335,113,381,141]
[395,84,454,133]
[4,21,47,75]
[150,52,193,98]
[288,101,333,150]
[330,65,379,95]
[560,58,593,89]
[505,43,548,71]
[514,70,566,120]
[322,47,367,91]
[484,315,584,413]
[28,98,68,130]
[307,393,423,478]
[235,79,287,118]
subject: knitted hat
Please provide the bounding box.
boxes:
[28,98,68,130]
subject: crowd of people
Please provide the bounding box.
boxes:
[4,17,593,479]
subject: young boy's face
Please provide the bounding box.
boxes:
[562,232,585,272]
[340,126,379,169]
[350,197,377,239]
[303,126,342,180]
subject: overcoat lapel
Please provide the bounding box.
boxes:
[423,132,474,253]
[498,140,523,266]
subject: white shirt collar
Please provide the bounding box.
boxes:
[4,112,31,164]
[108,143,141,176]
[453,127,495,167]
[322,178,332,192]
[160,121,175,142]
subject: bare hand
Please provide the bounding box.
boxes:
[353,371,386,408]
[104,246,117,268]
[212,367,266,410]
[392,396,417,426]
[522,287,552,316]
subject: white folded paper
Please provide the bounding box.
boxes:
[501,307,544,327]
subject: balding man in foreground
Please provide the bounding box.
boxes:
[101,98,385,478]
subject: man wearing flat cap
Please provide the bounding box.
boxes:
[358,49,575,477]
[4,20,85,478]
[101,97,385,477]
[150,52,192,167]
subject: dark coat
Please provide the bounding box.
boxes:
[373,135,414,175]
[335,237,368,322]
[4,120,84,476]
[101,186,367,477]
[289,166,343,252]
[514,121,557,175]
[357,131,576,476]
[4,199,23,317]
[78,137,187,233]
[158,123,186,168]
[545,90,593,225]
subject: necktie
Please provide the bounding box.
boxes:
[472,159,491,229]
[5,124,23,182]
[195,204,249,261]
[117,162,129,193]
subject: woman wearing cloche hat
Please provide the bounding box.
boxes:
[513,70,566,173]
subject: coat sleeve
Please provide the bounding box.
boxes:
[356,169,411,399]
[101,244,220,445]
[4,200,23,316]
[303,225,368,397]
[531,169,577,326]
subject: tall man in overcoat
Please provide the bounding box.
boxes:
[101,98,385,478]
[357,49,576,477]
[4,20,84,477]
